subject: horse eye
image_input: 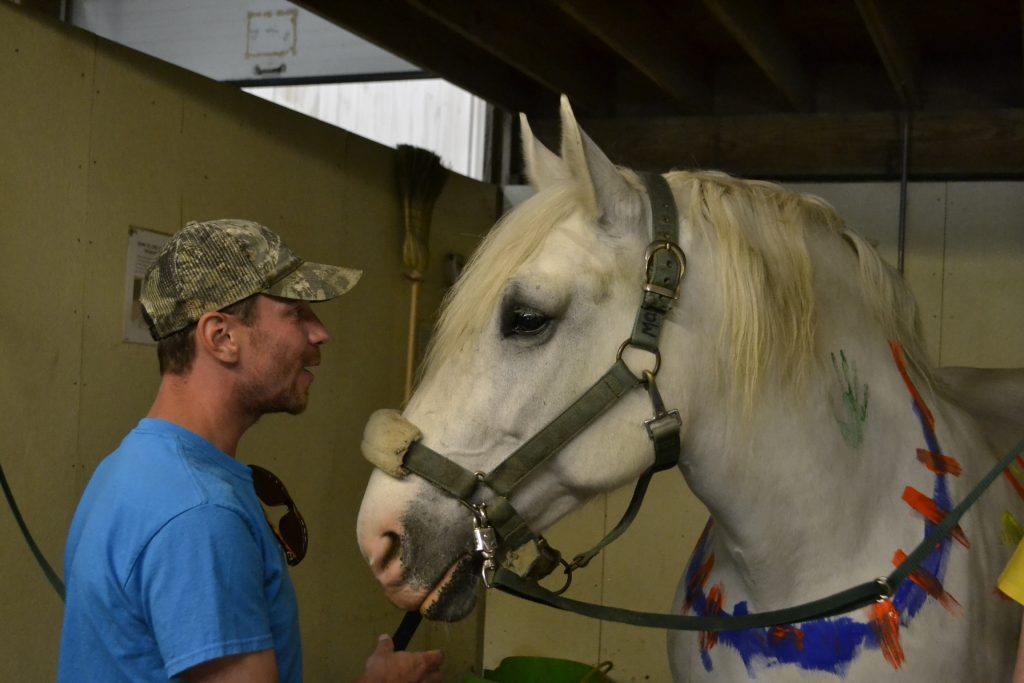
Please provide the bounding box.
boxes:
[501,305,551,338]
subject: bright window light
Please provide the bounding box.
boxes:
[244,79,489,181]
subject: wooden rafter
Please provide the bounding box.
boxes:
[404,0,612,115]
[535,109,1024,179]
[700,0,814,111]
[854,0,921,109]
[294,0,548,115]
[550,0,711,113]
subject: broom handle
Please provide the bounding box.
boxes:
[404,279,420,402]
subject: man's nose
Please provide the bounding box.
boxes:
[308,313,330,345]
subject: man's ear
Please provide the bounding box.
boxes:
[195,311,240,364]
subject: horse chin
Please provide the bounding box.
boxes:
[420,555,482,622]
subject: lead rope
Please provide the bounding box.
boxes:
[489,435,1024,630]
[0,461,65,601]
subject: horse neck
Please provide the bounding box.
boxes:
[674,319,953,608]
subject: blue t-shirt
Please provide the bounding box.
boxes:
[57,419,301,682]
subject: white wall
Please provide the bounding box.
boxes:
[246,80,490,180]
[72,0,417,81]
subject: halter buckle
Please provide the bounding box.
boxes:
[643,240,686,299]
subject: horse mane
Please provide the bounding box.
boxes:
[669,170,931,407]
[419,169,931,406]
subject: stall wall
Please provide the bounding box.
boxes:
[0,5,496,681]
[481,181,1024,681]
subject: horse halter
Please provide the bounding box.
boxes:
[365,172,686,589]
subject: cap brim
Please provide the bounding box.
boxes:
[266,261,362,302]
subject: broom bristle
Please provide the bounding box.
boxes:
[396,144,448,277]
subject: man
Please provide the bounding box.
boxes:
[57,219,442,683]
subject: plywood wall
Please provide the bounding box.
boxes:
[0,5,497,681]
[481,181,1024,682]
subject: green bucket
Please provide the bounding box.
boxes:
[464,656,614,683]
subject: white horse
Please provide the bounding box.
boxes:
[357,97,1024,681]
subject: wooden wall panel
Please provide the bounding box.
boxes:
[0,10,93,682]
[941,182,1024,368]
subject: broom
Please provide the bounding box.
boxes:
[396,144,447,402]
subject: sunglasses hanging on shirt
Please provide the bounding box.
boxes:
[250,464,308,566]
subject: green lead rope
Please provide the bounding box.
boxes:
[1,461,65,601]
[492,436,1024,632]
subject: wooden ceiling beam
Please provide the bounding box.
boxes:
[531,109,1024,179]
[854,0,921,109]
[700,0,814,111]
[293,0,548,115]
[550,0,711,113]
[404,0,612,115]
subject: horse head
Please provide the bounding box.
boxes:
[356,97,718,620]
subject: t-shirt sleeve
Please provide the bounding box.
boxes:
[1000,540,1024,605]
[133,504,276,677]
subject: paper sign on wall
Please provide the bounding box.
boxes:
[123,227,171,345]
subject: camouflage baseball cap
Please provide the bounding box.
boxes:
[140,219,362,340]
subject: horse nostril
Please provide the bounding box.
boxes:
[381,531,401,571]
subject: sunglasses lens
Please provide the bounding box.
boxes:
[278,512,307,564]
[249,464,308,565]
[250,465,290,506]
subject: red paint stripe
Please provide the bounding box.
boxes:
[684,553,715,614]
[901,486,970,548]
[700,584,724,652]
[892,550,963,617]
[916,448,961,476]
[869,600,905,670]
[888,341,935,432]
[1004,468,1024,502]
[769,626,806,651]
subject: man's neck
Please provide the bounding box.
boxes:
[147,371,255,457]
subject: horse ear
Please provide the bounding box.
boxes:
[557,95,638,225]
[520,112,569,190]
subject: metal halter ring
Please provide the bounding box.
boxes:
[617,339,661,376]
[875,576,895,603]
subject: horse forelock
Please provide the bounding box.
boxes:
[420,184,588,380]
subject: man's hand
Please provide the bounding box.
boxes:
[359,635,443,683]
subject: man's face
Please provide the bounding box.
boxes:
[235,295,330,416]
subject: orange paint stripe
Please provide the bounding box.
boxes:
[769,627,805,651]
[1003,469,1024,503]
[888,341,935,432]
[684,553,715,614]
[901,486,970,548]
[916,448,962,476]
[869,600,905,670]
[892,549,963,617]
[701,584,724,651]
